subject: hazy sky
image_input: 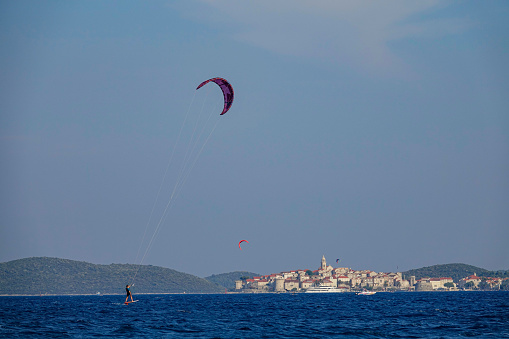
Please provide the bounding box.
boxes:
[1,1,508,277]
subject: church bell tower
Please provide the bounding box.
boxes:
[321,255,327,270]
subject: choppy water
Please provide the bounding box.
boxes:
[1,292,508,338]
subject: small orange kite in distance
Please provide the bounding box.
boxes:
[238,240,249,250]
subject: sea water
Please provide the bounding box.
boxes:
[1,291,508,338]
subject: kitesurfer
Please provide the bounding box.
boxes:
[125,284,134,303]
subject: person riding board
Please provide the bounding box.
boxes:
[125,284,134,303]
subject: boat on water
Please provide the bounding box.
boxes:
[356,290,376,295]
[305,285,347,293]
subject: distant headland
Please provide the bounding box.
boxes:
[0,257,223,295]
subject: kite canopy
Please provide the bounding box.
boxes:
[238,239,249,250]
[336,259,340,263]
[196,77,234,115]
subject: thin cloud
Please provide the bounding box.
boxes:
[195,0,471,75]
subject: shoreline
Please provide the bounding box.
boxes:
[1,289,504,297]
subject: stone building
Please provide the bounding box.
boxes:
[458,274,482,289]
[274,277,285,292]
[285,279,300,291]
[301,279,314,289]
[415,277,454,290]
[416,280,434,291]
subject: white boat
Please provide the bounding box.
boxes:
[356,291,376,295]
[305,285,346,293]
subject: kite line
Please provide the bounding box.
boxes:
[128,78,234,285]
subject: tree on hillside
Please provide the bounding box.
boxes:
[479,280,489,290]
[464,281,475,289]
[403,263,489,282]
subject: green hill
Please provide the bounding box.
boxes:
[0,257,223,295]
[205,271,261,289]
[479,270,509,279]
[403,263,489,282]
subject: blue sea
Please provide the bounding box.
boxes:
[1,292,508,338]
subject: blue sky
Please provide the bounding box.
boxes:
[1,1,508,277]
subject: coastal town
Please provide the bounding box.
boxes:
[235,256,507,293]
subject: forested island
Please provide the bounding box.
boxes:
[0,257,223,295]
[403,263,509,282]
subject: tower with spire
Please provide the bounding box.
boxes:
[321,255,327,270]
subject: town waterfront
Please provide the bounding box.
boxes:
[1,292,508,338]
[234,256,507,293]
